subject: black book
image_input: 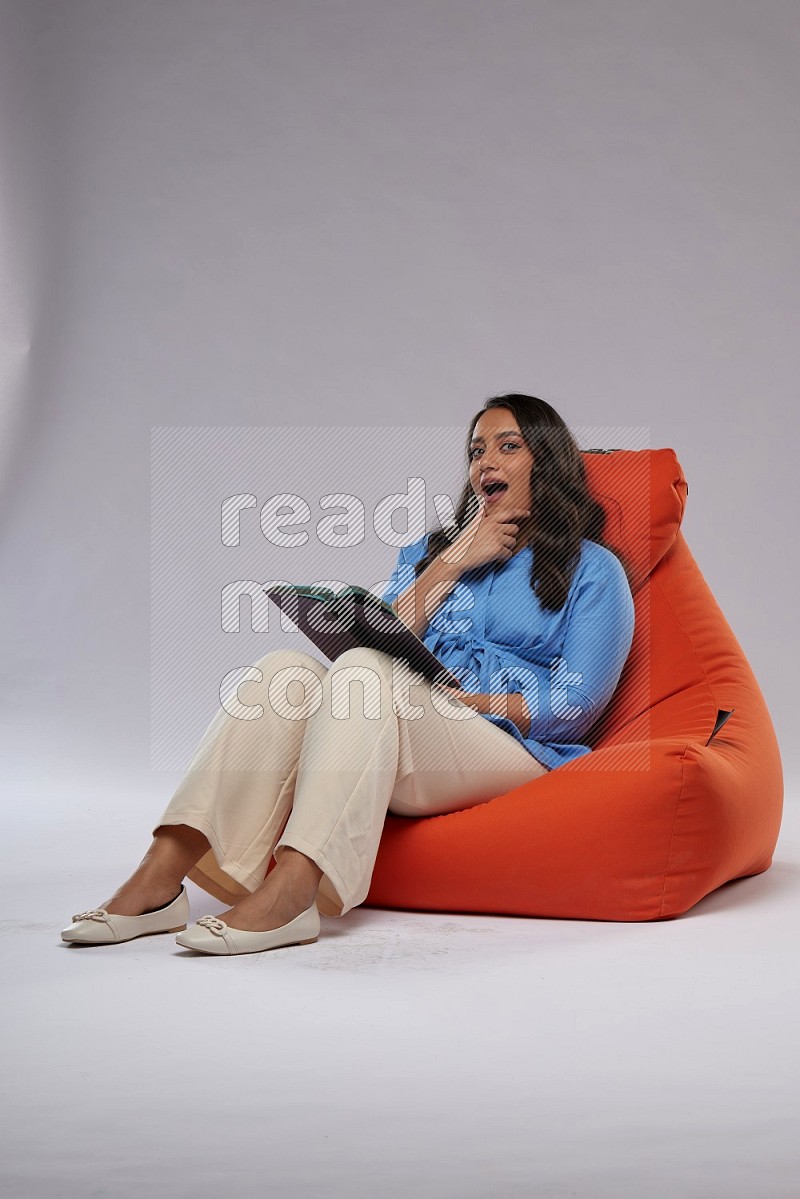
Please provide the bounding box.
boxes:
[263,582,462,688]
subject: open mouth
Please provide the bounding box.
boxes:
[482,480,508,497]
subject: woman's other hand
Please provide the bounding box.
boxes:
[438,495,531,572]
[433,683,477,712]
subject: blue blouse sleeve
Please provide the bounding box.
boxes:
[513,552,635,744]
[380,535,430,607]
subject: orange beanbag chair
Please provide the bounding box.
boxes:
[366,448,783,921]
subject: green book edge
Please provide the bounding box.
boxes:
[265,582,397,617]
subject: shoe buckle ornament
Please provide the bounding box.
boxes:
[197,915,227,936]
[71,908,109,923]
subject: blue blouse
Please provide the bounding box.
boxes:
[380,534,635,771]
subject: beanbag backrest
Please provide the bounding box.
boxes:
[583,446,687,593]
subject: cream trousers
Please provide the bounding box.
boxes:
[154,647,549,917]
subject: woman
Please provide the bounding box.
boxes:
[62,394,635,955]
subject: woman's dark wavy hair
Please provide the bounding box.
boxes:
[412,393,633,612]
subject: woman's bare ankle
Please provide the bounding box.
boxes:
[95,825,210,914]
[140,823,210,879]
[102,870,183,916]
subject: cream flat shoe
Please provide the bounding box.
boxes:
[61,885,190,944]
[175,902,320,956]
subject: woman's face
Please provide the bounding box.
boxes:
[468,408,534,519]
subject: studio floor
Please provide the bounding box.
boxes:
[4,766,799,1199]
